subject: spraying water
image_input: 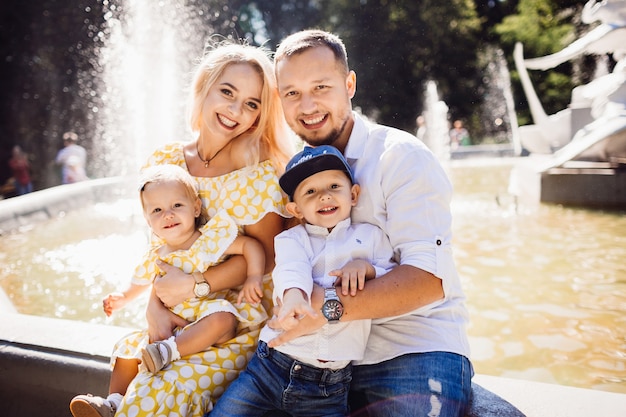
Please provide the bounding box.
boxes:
[420,80,450,161]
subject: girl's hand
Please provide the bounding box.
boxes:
[102,292,126,317]
[237,275,264,305]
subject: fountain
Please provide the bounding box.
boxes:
[509,0,626,208]
[1,2,626,416]
[420,80,451,161]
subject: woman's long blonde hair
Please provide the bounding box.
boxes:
[189,40,294,173]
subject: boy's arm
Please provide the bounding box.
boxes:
[276,287,318,331]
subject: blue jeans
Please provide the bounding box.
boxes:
[348,352,473,417]
[209,341,352,417]
[14,182,32,196]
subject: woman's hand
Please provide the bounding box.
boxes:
[154,260,195,307]
[146,288,189,342]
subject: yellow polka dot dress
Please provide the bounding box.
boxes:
[114,142,289,417]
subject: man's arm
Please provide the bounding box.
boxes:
[267,265,443,347]
[337,264,443,320]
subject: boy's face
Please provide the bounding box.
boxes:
[287,169,359,231]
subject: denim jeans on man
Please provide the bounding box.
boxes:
[209,341,352,417]
[348,351,473,417]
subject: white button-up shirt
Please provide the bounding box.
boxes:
[260,217,396,368]
[345,112,471,364]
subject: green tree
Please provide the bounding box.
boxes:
[327,0,483,133]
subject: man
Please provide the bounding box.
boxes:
[56,131,88,184]
[270,29,473,417]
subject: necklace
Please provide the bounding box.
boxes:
[196,141,229,168]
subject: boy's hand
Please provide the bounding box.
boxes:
[329,259,375,296]
[275,289,318,331]
[237,275,264,305]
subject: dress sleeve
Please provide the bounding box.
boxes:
[131,248,160,286]
[142,142,186,170]
[220,161,290,226]
[192,210,240,269]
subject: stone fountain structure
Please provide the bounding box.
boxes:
[510,0,626,208]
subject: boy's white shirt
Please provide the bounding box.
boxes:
[260,217,396,368]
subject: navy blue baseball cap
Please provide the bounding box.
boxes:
[280,145,355,199]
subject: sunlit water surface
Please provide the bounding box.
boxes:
[1,158,625,393]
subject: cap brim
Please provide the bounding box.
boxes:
[279,154,352,198]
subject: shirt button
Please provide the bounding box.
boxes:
[436,239,442,245]
[294,364,301,371]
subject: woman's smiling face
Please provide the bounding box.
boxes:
[201,63,263,140]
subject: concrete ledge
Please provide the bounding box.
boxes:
[0,313,134,417]
[472,374,626,417]
[1,313,626,416]
[451,144,516,159]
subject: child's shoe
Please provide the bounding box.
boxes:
[141,340,173,373]
[69,394,116,417]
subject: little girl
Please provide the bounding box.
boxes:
[70,164,267,417]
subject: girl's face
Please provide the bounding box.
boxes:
[287,169,359,231]
[141,180,201,249]
[201,63,263,141]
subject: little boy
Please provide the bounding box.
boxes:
[210,145,397,417]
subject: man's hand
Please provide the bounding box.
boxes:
[154,260,194,307]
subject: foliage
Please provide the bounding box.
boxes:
[494,0,582,122]
[0,0,603,189]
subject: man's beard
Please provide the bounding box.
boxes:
[298,116,348,148]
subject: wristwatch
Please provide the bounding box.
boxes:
[193,272,211,298]
[321,287,344,322]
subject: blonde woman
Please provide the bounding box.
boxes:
[70,41,294,417]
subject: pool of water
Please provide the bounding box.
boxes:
[1,158,625,394]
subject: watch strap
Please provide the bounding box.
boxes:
[193,272,205,284]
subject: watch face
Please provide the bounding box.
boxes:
[194,282,210,297]
[322,299,344,321]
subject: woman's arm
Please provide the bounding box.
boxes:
[153,211,284,305]
[243,212,285,273]
[145,287,189,343]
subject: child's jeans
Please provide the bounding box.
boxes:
[209,341,352,417]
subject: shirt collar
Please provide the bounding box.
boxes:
[303,216,352,237]
[344,111,368,164]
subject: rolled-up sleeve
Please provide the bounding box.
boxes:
[382,143,453,277]
[349,120,455,282]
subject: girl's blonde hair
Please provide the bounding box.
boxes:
[139,164,209,229]
[189,40,294,173]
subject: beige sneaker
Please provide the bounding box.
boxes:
[141,341,173,373]
[69,394,116,417]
